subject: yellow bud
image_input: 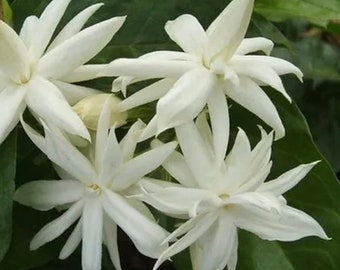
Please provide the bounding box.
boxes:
[73,94,127,131]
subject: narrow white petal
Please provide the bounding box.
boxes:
[28,0,72,60]
[195,112,214,153]
[139,115,158,142]
[235,37,274,55]
[227,225,238,270]
[119,120,145,162]
[48,3,104,50]
[30,200,83,250]
[38,17,126,79]
[225,77,285,139]
[103,58,197,78]
[103,217,121,270]
[19,16,39,48]
[59,218,82,259]
[14,180,84,211]
[0,86,26,144]
[26,76,90,140]
[140,50,196,61]
[120,78,175,111]
[195,213,237,270]
[205,0,254,62]
[20,116,45,150]
[231,204,329,241]
[207,87,229,165]
[111,142,177,190]
[0,21,30,83]
[61,64,108,83]
[102,189,168,258]
[175,121,215,189]
[153,212,218,270]
[82,199,103,270]
[165,14,207,56]
[156,68,216,133]
[51,79,101,105]
[258,161,319,196]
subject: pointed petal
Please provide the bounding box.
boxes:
[120,120,145,162]
[235,37,274,55]
[195,112,213,153]
[231,204,329,241]
[195,213,237,270]
[258,161,319,196]
[0,86,26,144]
[26,76,90,139]
[165,14,207,56]
[48,3,104,50]
[30,200,83,250]
[111,141,177,190]
[51,79,101,105]
[38,17,126,79]
[156,68,216,133]
[20,116,45,150]
[205,0,254,62]
[59,218,82,259]
[139,115,158,142]
[0,21,30,83]
[103,58,197,78]
[19,16,39,48]
[28,0,72,60]
[225,77,285,139]
[82,199,103,270]
[207,88,229,165]
[120,78,175,111]
[61,64,108,82]
[103,217,121,270]
[102,189,168,258]
[14,180,84,211]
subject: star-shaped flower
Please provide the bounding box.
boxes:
[103,0,302,141]
[15,98,177,270]
[137,114,328,270]
[0,0,125,144]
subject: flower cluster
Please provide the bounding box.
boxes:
[1,0,329,270]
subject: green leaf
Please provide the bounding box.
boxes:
[0,131,17,262]
[229,89,340,270]
[1,0,13,24]
[254,0,340,28]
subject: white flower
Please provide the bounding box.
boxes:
[14,98,177,270]
[137,114,329,270]
[0,0,126,144]
[103,0,302,141]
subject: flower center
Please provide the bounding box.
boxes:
[219,193,230,201]
[87,183,102,196]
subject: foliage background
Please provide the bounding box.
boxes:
[0,0,340,269]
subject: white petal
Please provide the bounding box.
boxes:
[0,21,30,83]
[175,121,215,189]
[26,76,90,140]
[19,16,39,48]
[235,37,274,55]
[38,17,126,79]
[194,213,237,270]
[156,68,216,133]
[103,217,121,270]
[59,218,82,259]
[120,78,175,111]
[20,116,45,150]
[165,14,207,56]
[205,0,254,62]
[225,77,285,139]
[233,55,303,81]
[111,141,177,191]
[195,112,214,153]
[153,212,218,270]
[47,3,104,50]
[14,180,84,211]
[207,87,229,165]
[258,161,319,196]
[61,64,108,83]
[30,200,83,250]
[140,50,196,61]
[138,115,158,142]
[51,79,101,105]
[0,86,26,144]
[82,199,103,270]
[28,0,71,60]
[102,189,168,258]
[103,58,197,78]
[231,204,329,241]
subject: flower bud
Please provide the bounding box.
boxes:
[73,94,127,131]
